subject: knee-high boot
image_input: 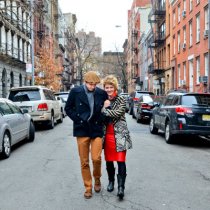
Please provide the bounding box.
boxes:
[106,164,115,192]
[117,174,126,200]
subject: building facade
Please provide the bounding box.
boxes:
[0,0,32,97]
[170,0,209,93]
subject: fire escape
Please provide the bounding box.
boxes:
[131,29,141,88]
[148,0,166,95]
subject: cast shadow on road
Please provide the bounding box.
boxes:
[158,133,210,148]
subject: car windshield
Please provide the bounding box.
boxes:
[182,95,210,106]
[9,90,41,102]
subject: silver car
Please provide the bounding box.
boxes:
[0,98,35,159]
[8,86,63,129]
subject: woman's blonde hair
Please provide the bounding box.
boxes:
[103,75,118,90]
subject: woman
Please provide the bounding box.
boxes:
[102,75,132,200]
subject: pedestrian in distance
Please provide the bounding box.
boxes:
[65,71,108,199]
[101,75,132,200]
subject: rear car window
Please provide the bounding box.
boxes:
[182,95,210,106]
[9,90,41,102]
[135,92,153,98]
[142,95,153,103]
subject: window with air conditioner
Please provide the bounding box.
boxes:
[180,80,186,85]
[204,7,209,32]
[182,10,186,18]
[182,42,186,50]
[204,29,208,39]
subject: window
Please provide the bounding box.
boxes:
[196,14,200,42]
[196,0,200,5]
[183,62,186,81]
[173,36,176,55]
[172,96,179,105]
[189,21,193,46]
[190,0,193,12]
[196,56,200,84]
[0,102,13,115]
[178,31,180,52]
[178,5,181,22]
[178,64,181,86]
[173,10,176,27]
[204,6,209,30]
[183,26,186,43]
[204,53,209,76]
[183,0,186,11]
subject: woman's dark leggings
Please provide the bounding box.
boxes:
[106,161,126,176]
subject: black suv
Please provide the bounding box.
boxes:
[149,92,210,143]
[128,91,154,118]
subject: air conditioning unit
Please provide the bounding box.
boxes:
[199,76,208,83]
[182,10,186,18]
[203,30,209,39]
[180,80,186,85]
[182,43,186,50]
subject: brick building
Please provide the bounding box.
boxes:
[170,0,209,93]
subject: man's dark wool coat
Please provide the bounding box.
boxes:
[65,85,108,138]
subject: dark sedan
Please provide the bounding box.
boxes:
[149,92,210,143]
[136,95,156,123]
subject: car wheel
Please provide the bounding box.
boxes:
[27,121,35,142]
[58,111,63,123]
[1,132,11,159]
[165,121,174,144]
[149,117,158,134]
[136,112,141,123]
[48,114,55,129]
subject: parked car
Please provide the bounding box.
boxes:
[0,98,35,159]
[135,95,157,123]
[54,91,69,102]
[149,92,210,144]
[8,86,63,129]
[55,96,66,118]
[119,93,129,112]
[128,91,155,118]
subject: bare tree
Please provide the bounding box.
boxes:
[65,29,102,85]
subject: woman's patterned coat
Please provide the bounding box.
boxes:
[102,95,132,152]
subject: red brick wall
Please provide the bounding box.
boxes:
[171,0,208,92]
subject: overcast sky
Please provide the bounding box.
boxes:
[59,0,133,52]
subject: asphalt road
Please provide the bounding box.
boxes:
[1,114,210,210]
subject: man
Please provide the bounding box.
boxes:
[65,71,108,199]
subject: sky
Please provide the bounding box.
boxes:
[59,0,133,52]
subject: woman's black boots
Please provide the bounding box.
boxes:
[117,174,126,200]
[106,162,115,192]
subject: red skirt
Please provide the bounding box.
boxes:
[104,123,126,162]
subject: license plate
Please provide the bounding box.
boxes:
[202,115,210,121]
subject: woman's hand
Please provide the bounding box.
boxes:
[104,100,111,108]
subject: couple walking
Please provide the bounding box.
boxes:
[65,71,132,200]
